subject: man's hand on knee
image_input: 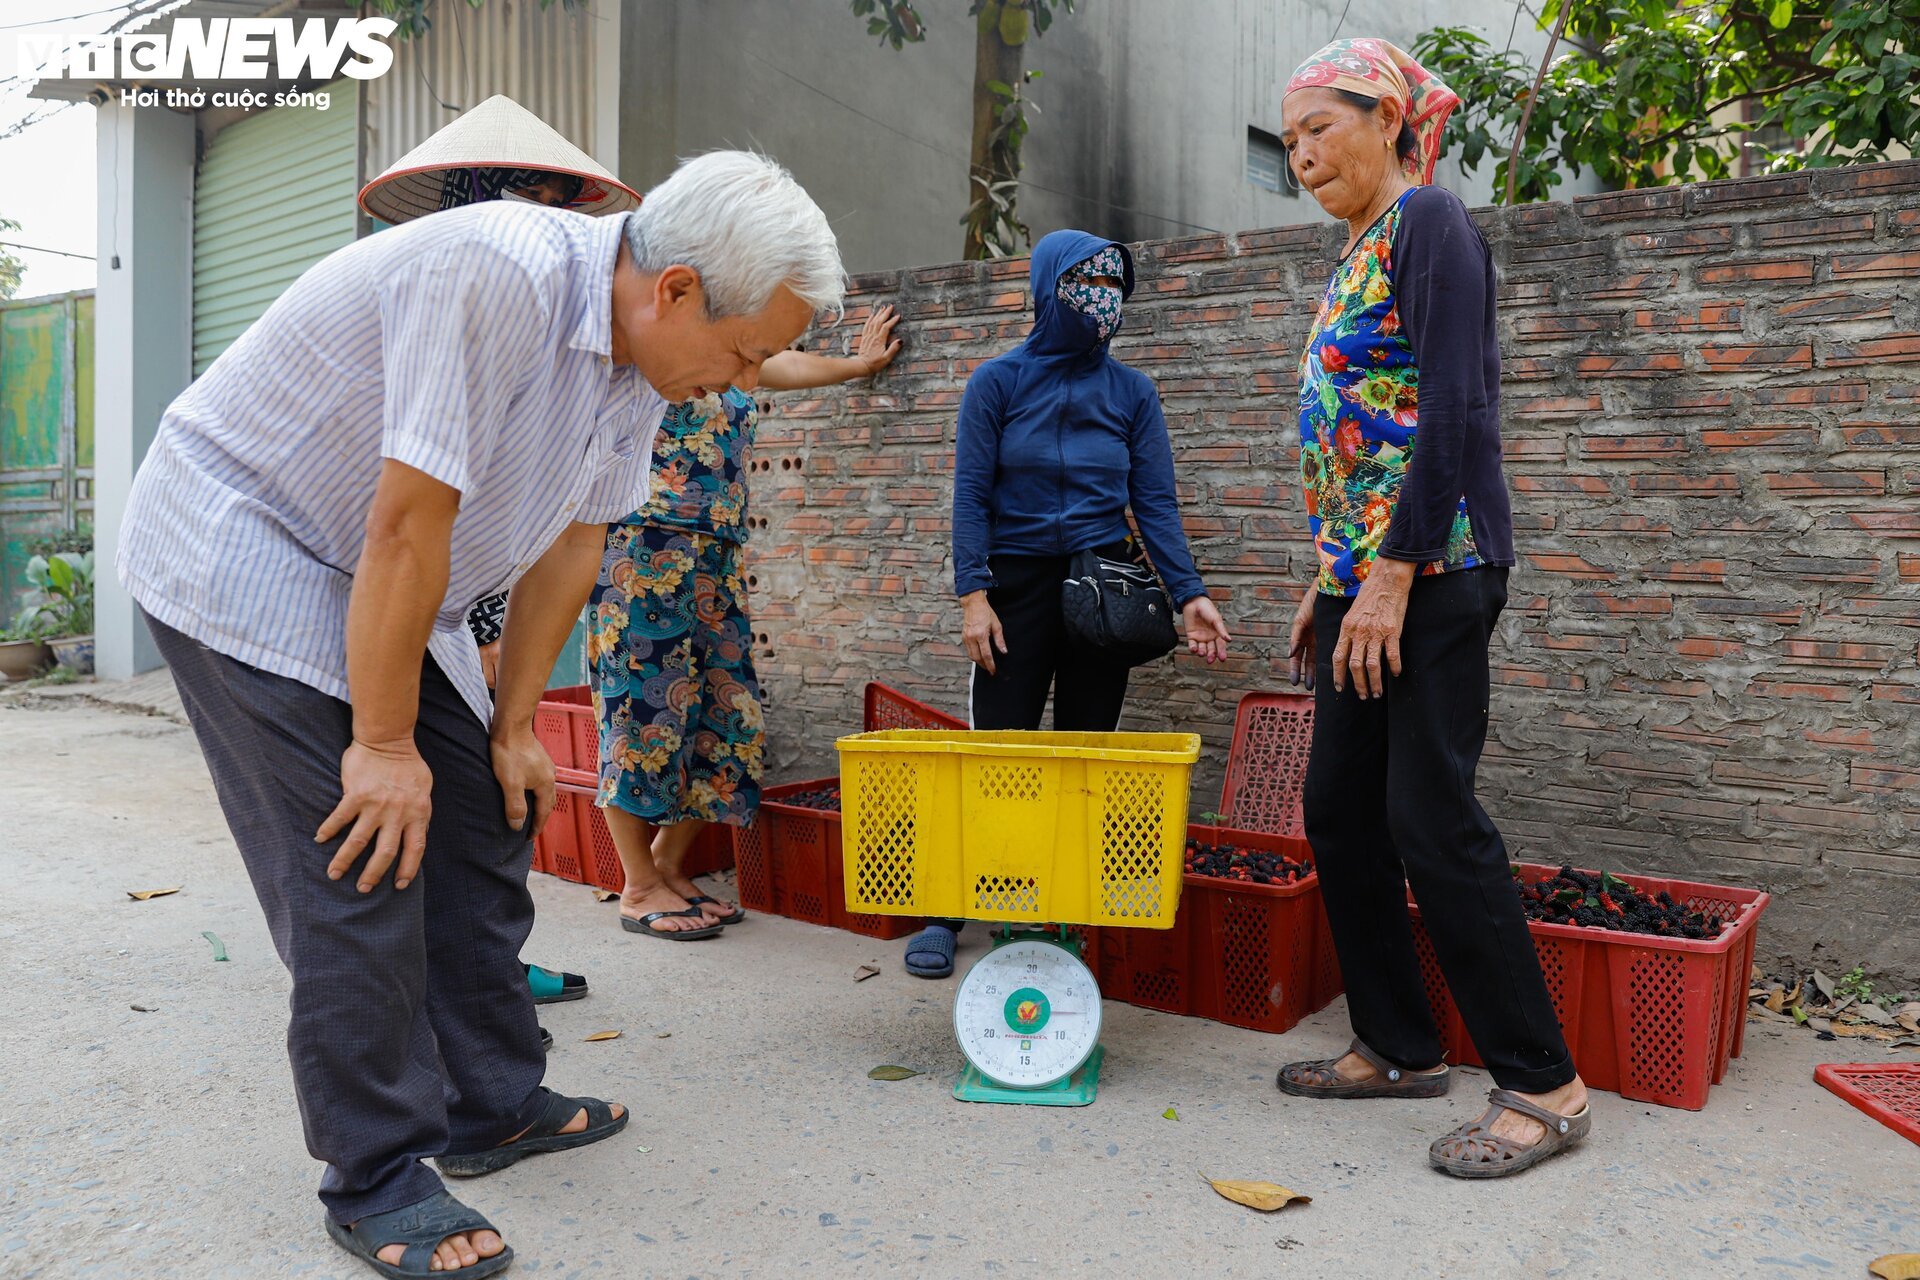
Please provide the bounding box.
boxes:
[319,738,434,891]
[490,729,556,837]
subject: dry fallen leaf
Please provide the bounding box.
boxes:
[868,1065,921,1081]
[1869,1254,1920,1280]
[854,965,880,982]
[591,889,618,902]
[1765,986,1788,1014]
[1857,1004,1898,1027]
[1812,969,1835,1002]
[1205,1176,1312,1213]
[584,1030,622,1042]
[656,1032,671,1039]
[127,887,180,901]
[130,1004,157,1013]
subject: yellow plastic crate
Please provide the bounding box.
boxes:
[834,729,1201,929]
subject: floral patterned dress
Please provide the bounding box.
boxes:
[588,389,763,826]
[1298,187,1483,596]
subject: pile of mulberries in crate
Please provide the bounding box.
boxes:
[1516,865,1728,939]
[1183,835,1310,886]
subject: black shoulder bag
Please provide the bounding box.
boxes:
[1060,548,1179,667]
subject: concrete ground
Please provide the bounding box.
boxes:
[2,695,1915,1280]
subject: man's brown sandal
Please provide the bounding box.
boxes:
[1428,1088,1591,1179]
[1276,1038,1452,1099]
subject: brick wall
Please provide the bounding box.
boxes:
[745,161,1920,983]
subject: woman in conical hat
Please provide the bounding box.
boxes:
[364,98,902,952]
[358,93,641,224]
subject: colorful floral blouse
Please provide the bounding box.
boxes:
[625,388,757,540]
[1297,188,1487,596]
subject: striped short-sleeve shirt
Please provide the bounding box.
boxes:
[117,201,666,726]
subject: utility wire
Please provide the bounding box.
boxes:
[1329,0,1355,42]
[0,241,97,261]
[740,47,1221,235]
[0,1,145,30]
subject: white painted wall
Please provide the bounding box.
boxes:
[93,103,194,680]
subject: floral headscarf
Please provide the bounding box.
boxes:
[1283,37,1460,184]
[1055,246,1127,343]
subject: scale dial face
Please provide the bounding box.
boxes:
[953,939,1102,1089]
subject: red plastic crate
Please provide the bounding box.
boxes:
[731,778,918,940]
[1090,824,1343,1035]
[1408,863,1770,1110]
[533,685,598,773]
[1218,691,1313,837]
[1815,1063,1920,1146]
[535,770,736,889]
[863,681,969,732]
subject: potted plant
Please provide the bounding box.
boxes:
[0,618,53,682]
[21,550,95,675]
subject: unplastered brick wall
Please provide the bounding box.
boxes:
[744,160,1920,982]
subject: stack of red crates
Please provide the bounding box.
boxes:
[529,686,731,890]
[1089,692,1345,1035]
[729,683,965,940]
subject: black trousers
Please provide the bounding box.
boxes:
[146,611,549,1223]
[932,543,1136,934]
[1303,568,1576,1094]
[967,541,1136,735]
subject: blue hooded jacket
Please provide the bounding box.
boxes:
[951,229,1206,606]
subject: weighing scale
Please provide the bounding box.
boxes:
[951,925,1105,1106]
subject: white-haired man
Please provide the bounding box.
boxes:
[117,151,844,1279]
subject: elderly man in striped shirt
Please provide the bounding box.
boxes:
[117,151,844,1279]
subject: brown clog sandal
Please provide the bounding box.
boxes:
[1429,1088,1591,1179]
[1276,1038,1452,1099]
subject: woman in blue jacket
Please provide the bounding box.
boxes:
[902,229,1232,978]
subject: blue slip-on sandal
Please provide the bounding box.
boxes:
[903,924,957,979]
[620,908,724,940]
[685,895,747,926]
[525,963,589,1004]
[324,1189,513,1280]
[436,1087,629,1178]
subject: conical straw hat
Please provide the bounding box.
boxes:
[358,94,640,224]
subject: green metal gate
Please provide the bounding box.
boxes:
[0,291,94,627]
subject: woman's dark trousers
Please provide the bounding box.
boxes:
[1304,567,1576,1094]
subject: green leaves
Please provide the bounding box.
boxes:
[1415,0,1920,204]
[848,0,927,49]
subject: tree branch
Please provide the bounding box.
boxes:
[1507,0,1572,202]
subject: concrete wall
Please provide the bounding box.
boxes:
[741,160,1920,985]
[93,104,195,680]
[619,0,1597,273]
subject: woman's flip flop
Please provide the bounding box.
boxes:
[621,908,724,940]
[685,895,747,925]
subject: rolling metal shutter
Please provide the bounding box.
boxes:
[192,79,359,375]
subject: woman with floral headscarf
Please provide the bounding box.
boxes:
[899,228,1233,979]
[1271,38,1591,1178]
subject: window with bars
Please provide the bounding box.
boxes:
[1247,125,1295,195]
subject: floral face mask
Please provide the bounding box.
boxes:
[1056,246,1126,343]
